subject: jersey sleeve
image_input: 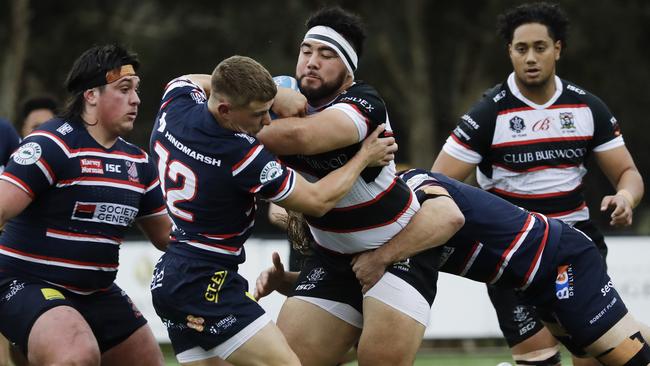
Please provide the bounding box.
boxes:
[441,92,498,164]
[136,153,168,219]
[231,143,296,202]
[0,132,67,198]
[159,77,207,112]
[327,85,388,142]
[584,94,624,152]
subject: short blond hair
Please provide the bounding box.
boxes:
[211,55,276,107]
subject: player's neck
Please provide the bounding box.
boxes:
[514,76,557,105]
[82,113,119,149]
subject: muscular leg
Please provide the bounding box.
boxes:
[27,305,101,366]
[225,322,300,366]
[102,324,164,366]
[584,313,650,366]
[510,327,562,366]
[277,297,361,366]
[357,297,425,366]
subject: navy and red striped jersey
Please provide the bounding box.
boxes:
[150,78,296,265]
[442,73,623,222]
[400,169,562,290]
[279,82,418,253]
[0,118,166,294]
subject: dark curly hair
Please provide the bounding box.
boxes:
[306,6,366,58]
[497,2,569,49]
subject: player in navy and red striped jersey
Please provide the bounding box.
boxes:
[346,168,650,366]
[0,45,170,365]
[431,3,644,366]
[148,55,395,366]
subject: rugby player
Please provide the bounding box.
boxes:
[0,44,170,366]
[148,55,395,366]
[431,3,644,365]
[255,6,435,366]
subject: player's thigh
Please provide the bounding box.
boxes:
[101,324,164,366]
[28,305,100,365]
[358,296,425,366]
[277,297,360,366]
[226,322,299,366]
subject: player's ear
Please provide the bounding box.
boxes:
[84,88,99,106]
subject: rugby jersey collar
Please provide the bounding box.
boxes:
[507,72,563,110]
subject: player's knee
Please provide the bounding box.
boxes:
[30,344,100,366]
[512,345,561,366]
[596,332,650,366]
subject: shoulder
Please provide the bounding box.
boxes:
[560,78,610,110]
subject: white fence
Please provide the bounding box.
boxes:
[114,237,650,342]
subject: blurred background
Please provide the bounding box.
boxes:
[1,0,648,236]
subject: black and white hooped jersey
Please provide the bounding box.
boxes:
[150,78,296,265]
[442,73,623,223]
[280,82,419,254]
[400,169,562,290]
[0,118,166,294]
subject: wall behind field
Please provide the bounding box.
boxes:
[116,237,650,342]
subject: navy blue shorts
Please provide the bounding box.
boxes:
[0,273,146,355]
[523,224,628,355]
[487,219,609,348]
[150,252,266,355]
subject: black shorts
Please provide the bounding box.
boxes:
[487,219,608,347]
[0,273,146,355]
[150,252,266,356]
[290,245,439,326]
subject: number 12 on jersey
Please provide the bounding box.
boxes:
[153,141,197,222]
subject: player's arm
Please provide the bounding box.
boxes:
[268,202,288,230]
[594,145,644,227]
[136,214,172,252]
[351,185,464,293]
[181,74,212,96]
[276,124,395,217]
[257,108,360,155]
[431,150,476,181]
[0,180,33,228]
[272,88,307,118]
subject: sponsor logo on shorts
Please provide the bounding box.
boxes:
[71,201,139,226]
[601,280,615,297]
[41,288,65,300]
[80,158,104,174]
[260,161,283,184]
[208,314,237,335]
[150,264,165,291]
[392,258,411,272]
[306,267,326,282]
[13,142,42,165]
[590,297,618,325]
[513,305,536,335]
[204,271,228,303]
[4,280,25,301]
[555,264,575,300]
[295,283,316,291]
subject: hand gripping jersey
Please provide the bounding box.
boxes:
[0,118,166,294]
[442,73,623,222]
[150,78,297,265]
[279,82,419,253]
[400,169,562,290]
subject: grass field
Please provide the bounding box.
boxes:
[161,344,520,365]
